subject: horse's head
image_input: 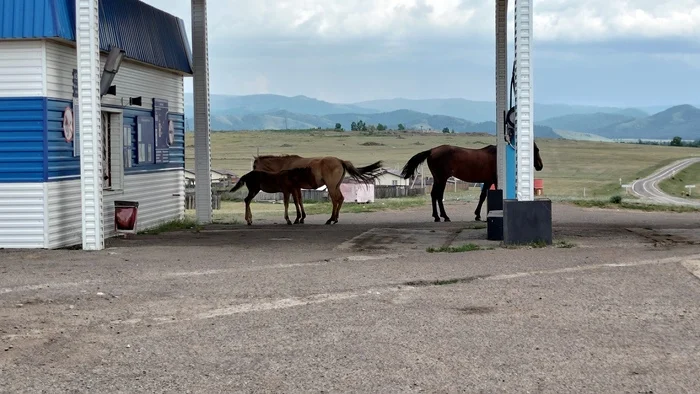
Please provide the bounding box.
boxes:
[534,141,543,171]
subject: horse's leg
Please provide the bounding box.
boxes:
[325,192,337,225]
[244,189,257,225]
[430,182,441,222]
[474,182,490,221]
[436,181,450,222]
[325,186,344,225]
[283,191,292,225]
[333,187,344,224]
[299,189,307,224]
[292,189,302,224]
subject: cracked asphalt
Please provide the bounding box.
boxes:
[1,202,700,393]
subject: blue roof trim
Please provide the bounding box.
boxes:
[0,0,192,74]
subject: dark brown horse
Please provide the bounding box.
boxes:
[229,167,314,225]
[401,143,543,222]
[253,154,383,225]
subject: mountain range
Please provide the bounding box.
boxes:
[184,94,699,140]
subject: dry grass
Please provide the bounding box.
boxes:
[185,130,700,199]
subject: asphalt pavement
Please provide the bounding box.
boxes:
[630,157,700,206]
[1,203,700,393]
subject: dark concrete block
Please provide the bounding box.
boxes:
[503,199,553,245]
[487,210,503,241]
[487,189,503,213]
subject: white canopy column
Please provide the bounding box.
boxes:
[495,0,508,191]
[513,0,535,201]
[76,0,104,250]
[191,0,213,223]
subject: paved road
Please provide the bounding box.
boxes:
[2,204,700,392]
[630,157,700,206]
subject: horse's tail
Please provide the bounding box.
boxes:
[341,160,384,184]
[229,173,248,193]
[401,149,432,179]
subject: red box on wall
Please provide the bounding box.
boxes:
[115,201,139,234]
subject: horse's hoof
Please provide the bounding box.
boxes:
[325,220,332,225]
[247,222,252,226]
[434,217,441,222]
[293,219,300,224]
[475,217,481,222]
[443,217,451,222]
[286,221,292,225]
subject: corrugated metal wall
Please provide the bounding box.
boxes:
[99,0,192,74]
[1,0,191,75]
[46,98,76,180]
[0,0,75,40]
[0,182,45,248]
[47,170,184,248]
[0,97,45,182]
[0,41,45,97]
[103,170,185,238]
[45,178,80,248]
[45,41,186,113]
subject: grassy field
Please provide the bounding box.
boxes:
[659,162,700,200]
[186,130,700,199]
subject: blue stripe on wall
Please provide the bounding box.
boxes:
[44,99,185,181]
[46,98,78,179]
[0,97,45,182]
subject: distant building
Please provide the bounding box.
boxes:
[373,169,411,186]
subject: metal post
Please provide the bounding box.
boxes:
[514,0,535,201]
[192,0,212,223]
[495,0,508,192]
[76,0,104,250]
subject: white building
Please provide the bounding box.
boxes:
[373,169,411,187]
[0,0,192,248]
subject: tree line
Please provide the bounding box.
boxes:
[334,121,455,133]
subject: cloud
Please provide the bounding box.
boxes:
[145,0,699,43]
[140,0,700,105]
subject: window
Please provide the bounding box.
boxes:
[101,110,124,192]
[392,180,398,186]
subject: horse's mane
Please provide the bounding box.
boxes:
[254,154,302,161]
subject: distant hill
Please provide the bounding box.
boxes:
[182,93,696,141]
[204,107,559,137]
[592,105,700,140]
[184,93,378,120]
[324,110,474,132]
[615,108,649,118]
[353,97,646,123]
[538,113,637,132]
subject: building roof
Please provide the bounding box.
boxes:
[0,0,193,74]
[379,169,404,178]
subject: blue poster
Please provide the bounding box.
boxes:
[153,98,169,163]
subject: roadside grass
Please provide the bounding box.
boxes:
[139,218,202,234]
[426,243,486,253]
[569,198,700,213]
[658,162,700,200]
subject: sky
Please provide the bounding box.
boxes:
[141,0,700,108]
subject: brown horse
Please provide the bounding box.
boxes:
[229,167,314,225]
[401,143,543,222]
[253,154,383,225]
